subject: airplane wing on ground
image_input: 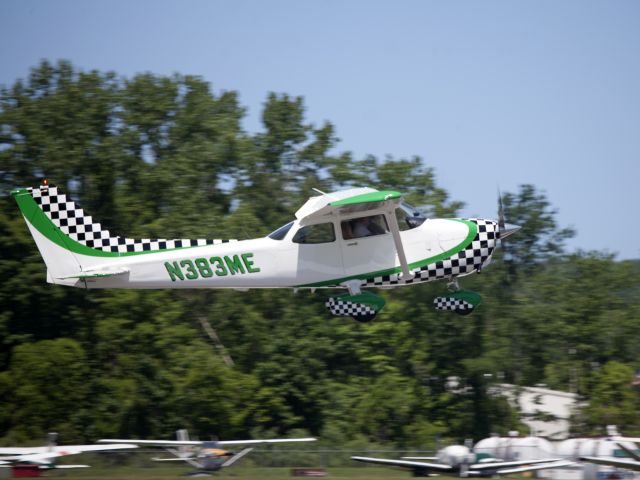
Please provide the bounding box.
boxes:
[352,455,574,477]
[485,460,575,475]
[401,456,439,461]
[98,439,201,447]
[218,437,316,446]
[0,444,135,468]
[580,456,640,472]
[351,455,454,472]
[98,437,315,447]
[469,458,568,471]
[616,442,640,461]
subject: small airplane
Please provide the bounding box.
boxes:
[98,429,316,474]
[0,432,137,470]
[352,444,574,477]
[12,181,519,321]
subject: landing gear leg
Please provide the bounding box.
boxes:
[447,277,460,292]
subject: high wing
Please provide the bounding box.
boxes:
[98,437,316,447]
[99,439,201,447]
[295,188,402,225]
[218,437,316,446]
[580,456,640,472]
[296,188,411,279]
[351,455,454,472]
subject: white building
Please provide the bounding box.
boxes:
[491,383,580,440]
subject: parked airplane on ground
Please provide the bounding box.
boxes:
[0,433,136,470]
[12,182,519,321]
[578,427,640,472]
[99,430,315,474]
[353,444,574,477]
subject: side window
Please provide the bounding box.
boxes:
[342,214,389,240]
[292,223,336,244]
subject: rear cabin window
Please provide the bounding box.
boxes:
[341,214,389,240]
[292,223,336,244]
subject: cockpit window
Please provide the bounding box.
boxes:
[292,222,336,244]
[268,221,294,240]
[342,214,389,239]
[395,202,426,231]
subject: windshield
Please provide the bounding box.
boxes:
[395,202,426,230]
[268,221,294,240]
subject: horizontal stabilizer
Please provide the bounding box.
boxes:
[58,267,130,280]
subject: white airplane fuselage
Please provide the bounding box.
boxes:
[30,216,497,290]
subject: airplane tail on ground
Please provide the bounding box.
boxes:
[11,183,232,286]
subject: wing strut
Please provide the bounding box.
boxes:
[386,210,412,279]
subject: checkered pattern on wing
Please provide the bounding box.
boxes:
[28,185,235,253]
[325,297,376,317]
[433,297,474,312]
[362,218,499,287]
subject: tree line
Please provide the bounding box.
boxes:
[0,60,638,447]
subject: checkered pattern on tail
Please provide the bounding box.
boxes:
[362,218,499,287]
[326,297,377,317]
[28,185,235,254]
[433,297,474,313]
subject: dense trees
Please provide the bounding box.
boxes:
[0,60,638,446]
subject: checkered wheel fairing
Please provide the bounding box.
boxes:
[434,297,474,313]
[326,297,377,317]
[28,185,235,254]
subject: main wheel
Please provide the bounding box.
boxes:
[352,312,376,323]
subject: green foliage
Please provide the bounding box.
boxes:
[0,60,638,448]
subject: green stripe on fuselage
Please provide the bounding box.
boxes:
[296,219,477,288]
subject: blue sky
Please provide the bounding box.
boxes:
[2,0,639,259]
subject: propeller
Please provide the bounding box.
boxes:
[497,189,521,241]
